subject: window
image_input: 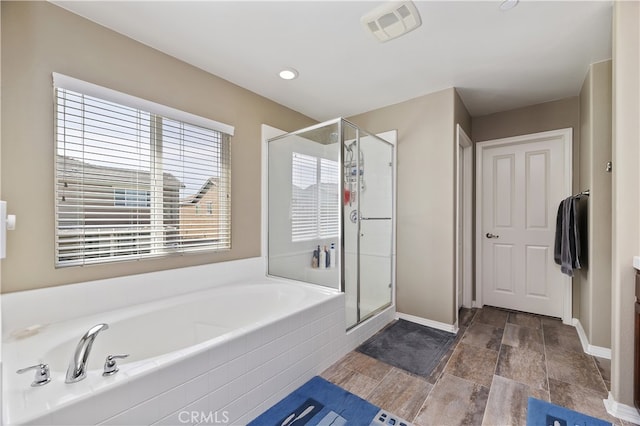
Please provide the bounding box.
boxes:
[291,152,339,242]
[114,189,150,208]
[54,74,233,266]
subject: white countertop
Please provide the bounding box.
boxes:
[634,256,640,270]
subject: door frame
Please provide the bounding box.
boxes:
[475,128,573,324]
[456,125,474,312]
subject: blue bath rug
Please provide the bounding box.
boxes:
[526,397,612,426]
[248,376,412,426]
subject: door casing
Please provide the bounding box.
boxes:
[456,125,474,315]
[475,128,573,324]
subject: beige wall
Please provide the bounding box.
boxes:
[0,2,315,293]
[454,91,472,137]
[578,60,613,349]
[472,97,582,315]
[349,88,470,326]
[610,0,640,408]
[472,97,580,142]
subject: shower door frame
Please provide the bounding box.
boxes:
[342,120,396,329]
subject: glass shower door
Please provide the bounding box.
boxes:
[358,133,393,321]
[344,123,393,329]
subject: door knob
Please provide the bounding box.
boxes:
[486,233,500,239]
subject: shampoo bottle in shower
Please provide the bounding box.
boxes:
[324,245,329,268]
[319,246,326,269]
[312,247,318,268]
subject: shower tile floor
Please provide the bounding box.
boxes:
[321,306,637,426]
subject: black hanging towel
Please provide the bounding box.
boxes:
[553,190,589,277]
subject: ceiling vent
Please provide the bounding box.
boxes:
[361,1,422,43]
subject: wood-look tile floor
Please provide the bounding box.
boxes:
[321,307,636,426]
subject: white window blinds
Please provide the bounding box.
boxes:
[319,158,339,238]
[291,152,339,242]
[54,76,232,266]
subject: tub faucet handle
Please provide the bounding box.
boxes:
[17,363,51,386]
[103,354,129,376]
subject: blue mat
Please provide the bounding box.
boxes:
[249,376,384,425]
[526,397,612,426]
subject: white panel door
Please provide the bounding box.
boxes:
[479,129,571,318]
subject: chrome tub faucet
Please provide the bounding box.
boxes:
[65,323,109,383]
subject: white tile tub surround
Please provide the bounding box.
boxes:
[2,257,395,425]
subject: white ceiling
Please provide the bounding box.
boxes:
[51,1,613,121]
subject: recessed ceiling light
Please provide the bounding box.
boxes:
[279,68,299,80]
[499,0,519,11]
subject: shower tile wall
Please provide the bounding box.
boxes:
[268,132,341,290]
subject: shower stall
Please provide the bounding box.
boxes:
[267,118,395,328]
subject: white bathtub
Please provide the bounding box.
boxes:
[2,258,395,425]
[6,281,332,374]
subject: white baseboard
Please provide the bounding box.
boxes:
[396,312,458,334]
[604,392,640,424]
[572,318,612,359]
